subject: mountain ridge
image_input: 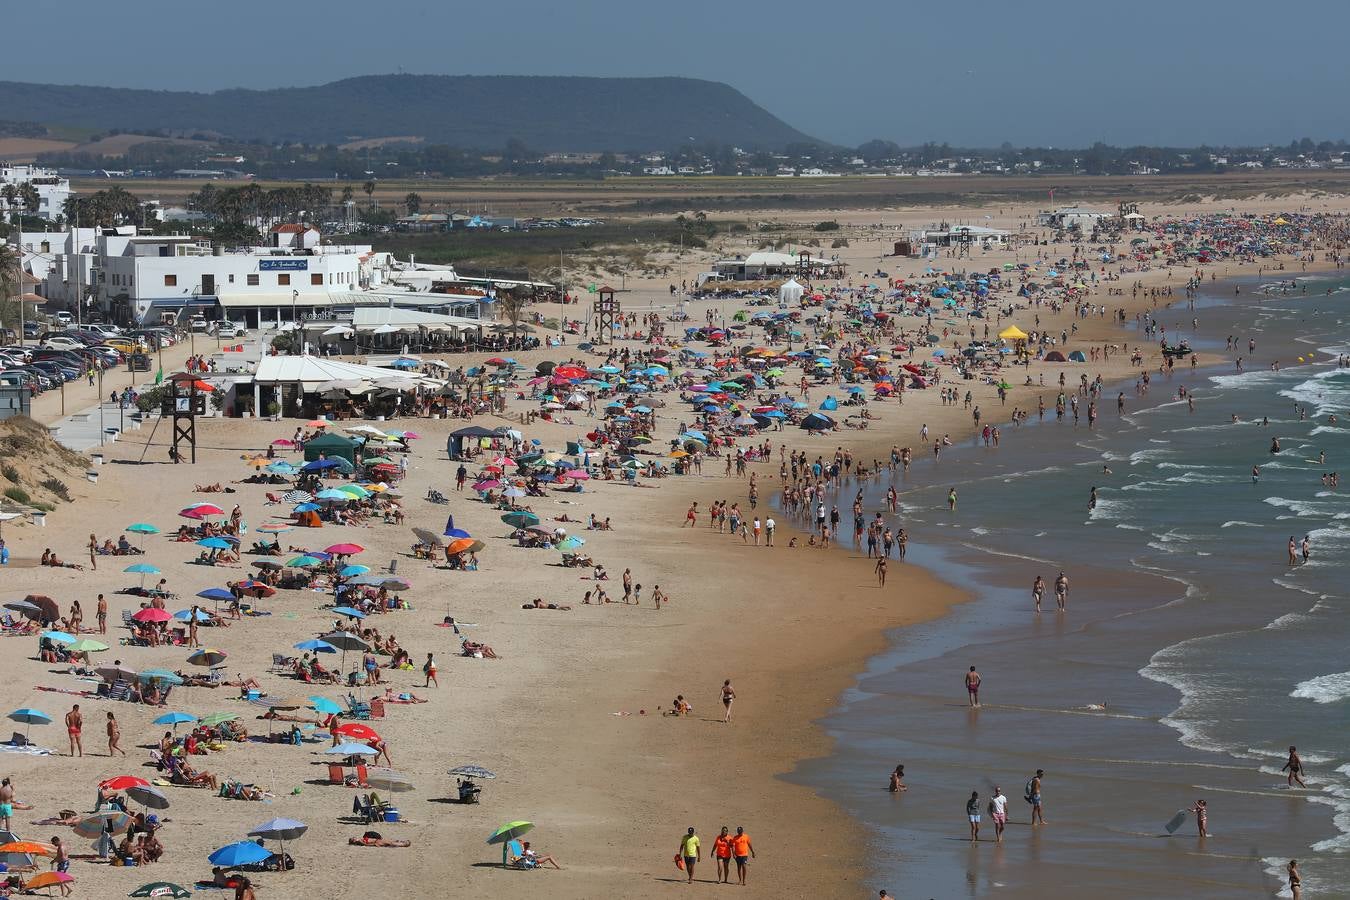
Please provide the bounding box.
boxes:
[0,74,822,153]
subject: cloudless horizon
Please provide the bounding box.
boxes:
[4,0,1347,148]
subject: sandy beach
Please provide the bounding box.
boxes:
[0,194,1345,899]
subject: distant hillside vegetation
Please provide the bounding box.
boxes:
[0,75,821,152]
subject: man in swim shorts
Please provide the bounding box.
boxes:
[989,786,1008,843]
[966,666,982,707]
[65,704,83,757]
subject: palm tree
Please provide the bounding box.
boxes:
[0,244,21,334]
[497,286,531,342]
[363,180,376,209]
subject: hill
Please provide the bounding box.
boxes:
[0,75,822,153]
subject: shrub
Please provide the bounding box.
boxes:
[39,477,71,501]
[1,463,18,483]
[3,486,30,505]
[813,220,840,232]
[832,238,850,249]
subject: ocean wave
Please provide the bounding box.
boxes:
[1087,498,1129,520]
[1291,671,1350,704]
[1221,520,1262,528]
[1129,447,1176,465]
[1263,496,1329,516]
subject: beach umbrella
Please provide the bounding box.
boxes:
[501,511,539,529]
[256,523,293,535]
[67,637,109,654]
[325,543,365,555]
[0,840,54,856]
[319,631,369,670]
[446,537,480,556]
[41,630,76,644]
[207,840,270,868]
[3,600,42,620]
[97,665,138,684]
[338,564,370,577]
[196,537,232,550]
[347,575,410,589]
[124,562,162,588]
[247,817,309,868]
[179,504,224,519]
[336,484,370,499]
[332,607,366,620]
[137,669,184,686]
[23,871,72,891]
[126,784,171,809]
[281,490,314,503]
[132,608,172,624]
[302,459,341,472]
[315,489,352,502]
[198,712,240,727]
[100,775,150,791]
[308,697,342,715]
[186,648,228,667]
[488,820,534,864]
[471,479,501,492]
[333,722,380,742]
[128,882,193,898]
[174,608,214,622]
[126,523,159,534]
[325,742,378,756]
[286,555,323,568]
[6,708,50,741]
[294,639,336,653]
[24,596,59,621]
[153,712,197,730]
[557,536,585,552]
[74,810,133,839]
[363,771,415,793]
[235,581,276,598]
[443,516,471,539]
[449,765,497,781]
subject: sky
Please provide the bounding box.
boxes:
[4,0,1347,148]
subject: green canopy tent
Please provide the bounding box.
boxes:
[303,432,359,465]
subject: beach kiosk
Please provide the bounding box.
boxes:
[999,324,1030,359]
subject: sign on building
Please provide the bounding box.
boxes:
[259,259,309,271]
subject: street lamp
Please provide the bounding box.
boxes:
[291,289,299,354]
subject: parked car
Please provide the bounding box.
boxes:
[213,321,246,338]
[53,311,73,326]
[22,321,40,339]
[40,335,86,351]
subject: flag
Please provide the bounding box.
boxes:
[154,367,163,385]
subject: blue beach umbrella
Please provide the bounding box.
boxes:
[197,588,234,602]
[332,607,366,620]
[294,639,337,653]
[208,841,272,868]
[338,564,370,577]
[444,516,471,539]
[196,537,232,550]
[308,697,342,715]
[173,609,212,622]
[41,630,76,644]
[7,707,51,742]
[154,711,197,730]
[326,742,379,756]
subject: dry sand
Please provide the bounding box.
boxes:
[0,195,1344,899]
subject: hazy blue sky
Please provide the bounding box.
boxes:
[5,0,1346,147]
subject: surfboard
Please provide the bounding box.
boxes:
[1164,810,1188,834]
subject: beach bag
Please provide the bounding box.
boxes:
[674,854,685,871]
[1024,779,1035,804]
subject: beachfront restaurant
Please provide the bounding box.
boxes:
[246,355,443,421]
[299,307,488,356]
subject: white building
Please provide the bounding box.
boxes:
[0,165,72,221]
[7,226,104,309]
[711,250,846,281]
[1040,207,1110,231]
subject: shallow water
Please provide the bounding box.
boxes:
[790,272,1350,898]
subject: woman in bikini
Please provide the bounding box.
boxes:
[721,679,736,723]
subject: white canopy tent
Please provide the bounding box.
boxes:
[778,278,804,307]
[251,355,443,416]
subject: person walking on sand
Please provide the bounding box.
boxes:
[990,786,1008,843]
[1032,575,1045,613]
[966,791,982,842]
[423,652,438,688]
[65,704,83,757]
[1054,572,1069,611]
[1188,798,1208,837]
[678,827,701,883]
[732,826,755,885]
[1028,769,1046,824]
[966,666,982,707]
[875,556,888,587]
[711,827,733,884]
[684,502,698,528]
[106,711,126,756]
[721,679,736,723]
[764,516,775,546]
[1283,746,1308,788]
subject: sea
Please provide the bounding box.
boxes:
[790,271,1350,898]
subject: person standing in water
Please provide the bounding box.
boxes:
[888,764,907,792]
[966,791,982,842]
[1283,746,1308,788]
[1288,860,1302,899]
[1054,572,1069,611]
[1187,799,1209,837]
[990,786,1008,843]
[948,487,957,512]
[965,666,982,707]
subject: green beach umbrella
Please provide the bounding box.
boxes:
[488,820,534,867]
[67,638,109,653]
[198,712,240,727]
[287,555,323,568]
[129,883,192,898]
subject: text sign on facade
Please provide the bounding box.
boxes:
[259,259,309,271]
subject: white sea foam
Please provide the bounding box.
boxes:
[1128,447,1176,465]
[1263,496,1327,516]
[1291,671,1350,704]
[1086,498,1128,521]
[1221,520,1262,528]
